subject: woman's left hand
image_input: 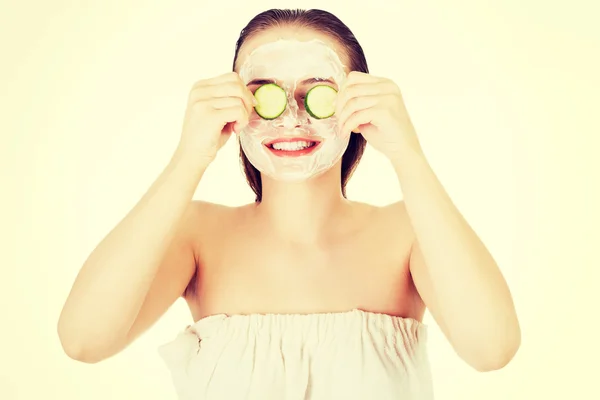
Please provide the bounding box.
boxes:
[335,71,421,161]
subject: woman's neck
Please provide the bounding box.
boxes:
[255,167,349,244]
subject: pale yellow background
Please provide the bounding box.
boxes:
[1,0,598,398]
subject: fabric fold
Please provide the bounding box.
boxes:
[157,308,434,400]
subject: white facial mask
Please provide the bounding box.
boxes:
[237,39,351,182]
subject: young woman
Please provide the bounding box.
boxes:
[58,8,520,399]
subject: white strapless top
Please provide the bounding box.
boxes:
[158,309,434,399]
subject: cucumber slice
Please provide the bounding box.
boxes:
[254,83,287,120]
[305,85,338,119]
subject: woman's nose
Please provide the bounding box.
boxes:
[274,97,304,129]
[277,114,302,129]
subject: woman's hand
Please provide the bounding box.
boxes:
[335,71,421,161]
[177,72,256,165]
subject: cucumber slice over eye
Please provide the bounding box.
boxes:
[305,85,338,119]
[254,83,287,120]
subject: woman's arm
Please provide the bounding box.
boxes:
[391,147,520,372]
[333,70,519,370]
[57,150,208,363]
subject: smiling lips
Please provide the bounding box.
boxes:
[263,137,322,157]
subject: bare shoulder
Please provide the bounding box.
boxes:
[349,199,414,239]
[378,199,408,219]
[379,200,415,238]
[184,200,260,254]
[188,199,233,217]
[181,200,252,301]
[346,200,421,316]
[185,200,250,238]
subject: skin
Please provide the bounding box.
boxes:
[57,25,520,374]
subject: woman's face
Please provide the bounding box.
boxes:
[235,27,352,182]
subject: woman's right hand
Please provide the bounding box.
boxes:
[177,72,256,164]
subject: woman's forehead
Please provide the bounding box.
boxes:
[239,44,346,86]
[235,27,348,71]
[236,33,349,87]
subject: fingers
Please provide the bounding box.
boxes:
[335,78,382,135]
[339,71,385,95]
[190,83,253,114]
[191,72,256,114]
[336,95,380,130]
[345,71,380,83]
[335,81,388,116]
[211,83,256,111]
[335,73,402,135]
[210,97,245,110]
[215,104,249,133]
[340,108,378,136]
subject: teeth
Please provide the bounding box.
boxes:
[270,141,315,151]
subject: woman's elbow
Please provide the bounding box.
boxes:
[470,327,521,372]
[57,321,119,364]
[61,343,104,364]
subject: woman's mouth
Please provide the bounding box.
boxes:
[264,138,322,157]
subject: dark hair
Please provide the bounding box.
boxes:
[232,9,368,202]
